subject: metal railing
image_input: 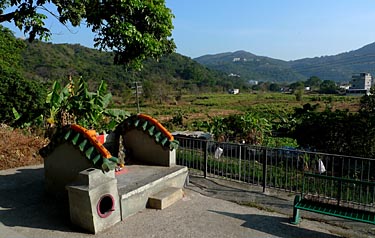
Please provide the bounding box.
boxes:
[175,136,375,195]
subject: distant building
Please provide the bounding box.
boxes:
[350,73,372,90]
[347,73,372,95]
[339,84,350,90]
[228,89,240,94]
[232,57,247,62]
[248,80,258,85]
[228,73,240,77]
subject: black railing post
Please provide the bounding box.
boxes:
[263,148,268,193]
[238,144,242,182]
[337,156,343,206]
[203,140,208,178]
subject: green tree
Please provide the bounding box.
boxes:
[0,0,175,68]
[0,26,24,69]
[285,96,375,157]
[319,80,337,94]
[197,112,272,145]
[358,88,375,157]
[0,25,46,126]
[290,107,375,157]
[0,69,47,126]
[289,81,304,91]
[360,87,375,114]
[305,76,321,90]
[269,83,281,92]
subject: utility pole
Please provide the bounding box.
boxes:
[133,81,142,113]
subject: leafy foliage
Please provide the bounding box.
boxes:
[359,88,375,114]
[0,70,47,126]
[305,76,322,90]
[269,83,281,92]
[289,101,375,157]
[319,80,338,94]
[0,25,46,126]
[46,77,130,133]
[193,112,272,145]
[0,0,175,68]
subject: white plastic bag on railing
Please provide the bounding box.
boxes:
[215,147,223,159]
[318,159,326,174]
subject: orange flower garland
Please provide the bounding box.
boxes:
[70,124,112,159]
[138,114,174,141]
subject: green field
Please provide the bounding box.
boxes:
[120,92,361,127]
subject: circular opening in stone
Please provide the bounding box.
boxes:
[97,194,114,218]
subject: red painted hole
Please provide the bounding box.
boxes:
[97,194,115,218]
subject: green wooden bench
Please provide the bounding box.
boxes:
[291,172,375,225]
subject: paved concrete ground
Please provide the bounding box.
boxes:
[0,165,373,238]
[188,175,375,238]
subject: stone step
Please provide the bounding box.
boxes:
[148,187,184,210]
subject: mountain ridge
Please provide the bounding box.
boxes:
[195,50,304,82]
[195,42,375,82]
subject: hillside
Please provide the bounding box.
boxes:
[195,51,305,82]
[195,42,375,83]
[20,38,375,87]
[20,41,229,95]
[290,42,375,82]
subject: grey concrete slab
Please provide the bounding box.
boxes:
[116,165,187,194]
[117,164,188,219]
[0,222,26,238]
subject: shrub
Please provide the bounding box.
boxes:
[0,68,47,126]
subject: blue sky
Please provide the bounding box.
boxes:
[3,0,375,61]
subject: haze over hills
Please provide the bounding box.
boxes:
[195,42,375,83]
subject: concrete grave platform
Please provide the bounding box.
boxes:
[41,115,188,233]
[65,164,188,233]
[116,164,188,219]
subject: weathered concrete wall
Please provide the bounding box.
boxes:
[44,143,93,197]
[123,129,176,166]
[44,143,115,197]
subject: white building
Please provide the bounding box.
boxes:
[347,73,372,95]
[350,73,372,90]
